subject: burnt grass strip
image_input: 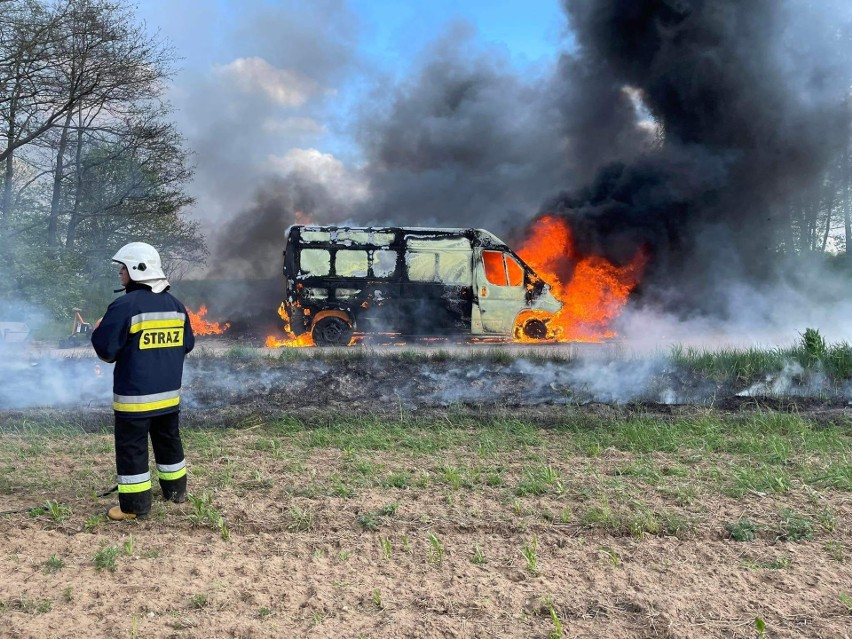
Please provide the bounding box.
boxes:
[2,345,851,432]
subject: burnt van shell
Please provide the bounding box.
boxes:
[282,225,545,337]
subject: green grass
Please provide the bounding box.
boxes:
[775,509,814,542]
[287,505,314,532]
[427,532,444,564]
[2,392,851,579]
[726,518,759,542]
[669,329,852,383]
[356,503,398,531]
[43,554,64,573]
[187,492,230,540]
[471,544,486,565]
[2,596,52,614]
[515,465,564,496]
[521,536,539,574]
[94,545,120,572]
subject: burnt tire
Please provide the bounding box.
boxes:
[312,316,353,347]
[522,318,548,340]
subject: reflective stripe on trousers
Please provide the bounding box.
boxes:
[113,389,180,413]
[157,459,187,481]
[117,471,152,494]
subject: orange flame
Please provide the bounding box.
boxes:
[293,210,313,225]
[187,305,231,336]
[265,303,314,348]
[516,215,648,342]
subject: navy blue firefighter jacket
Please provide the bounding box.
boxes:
[91,283,195,417]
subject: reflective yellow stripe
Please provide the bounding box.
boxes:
[114,396,180,413]
[118,480,152,494]
[158,467,187,481]
[129,319,184,334]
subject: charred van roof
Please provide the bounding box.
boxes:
[286,224,508,250]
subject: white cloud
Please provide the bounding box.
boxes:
[215,57,320,106]
[267,148,369,202]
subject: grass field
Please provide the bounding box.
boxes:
[1,408,851,638]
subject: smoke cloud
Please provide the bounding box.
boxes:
[540,0,852,314]
[184,0,852,343]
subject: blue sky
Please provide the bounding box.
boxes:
[138,0,567,75]
[131,0,571,232]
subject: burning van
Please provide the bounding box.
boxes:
[281,225,563,346]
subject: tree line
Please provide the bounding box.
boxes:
[0,0,202,318]
[785,126,852,257]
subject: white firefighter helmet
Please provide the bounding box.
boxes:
[112,242,170,293]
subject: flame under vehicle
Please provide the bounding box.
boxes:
[282,225,563,346]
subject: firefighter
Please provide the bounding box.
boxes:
[91,242,195,520]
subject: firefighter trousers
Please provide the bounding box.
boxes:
[115,411,187,515]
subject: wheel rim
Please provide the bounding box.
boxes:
[523,319,548,340]
[315,317,351,346]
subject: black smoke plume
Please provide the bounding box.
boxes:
[540,0,852,313]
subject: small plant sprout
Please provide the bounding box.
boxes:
[357,503,398,531]
[287,505,314,532]
[94,545,120,572]
[190,593,208,609]
[338,550,352,562]
[380,537,392,560]
[84,513,108,532]
[755,617,767,637]
[401,534,412,553]
[187,493,230,540]
[123,535,135,556]
[725,518,758,542]
[379,502,399,516]
[43,554,64,573]
[599,547,620,567]
[471,544,486,565]
[840,592,852,614]
[258,607,272,618]
[372,589,383,609]
[357,512,379,531]
[522,536,539,575]
[45,500,71,523]
[817,507,837,533]
[427,532,444,564]
[548,604,564,639]
[776,509,813,542]
[825,541,845,563]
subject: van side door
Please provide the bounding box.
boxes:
[473,249,528,334]
[402,237,474,335]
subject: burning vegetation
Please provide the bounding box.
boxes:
[187,306,231,336]
[265,303,314,348]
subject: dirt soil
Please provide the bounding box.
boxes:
[0,346,851,638]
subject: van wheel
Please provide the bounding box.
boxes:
[522,318,548,340]
[312,316,353,347]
